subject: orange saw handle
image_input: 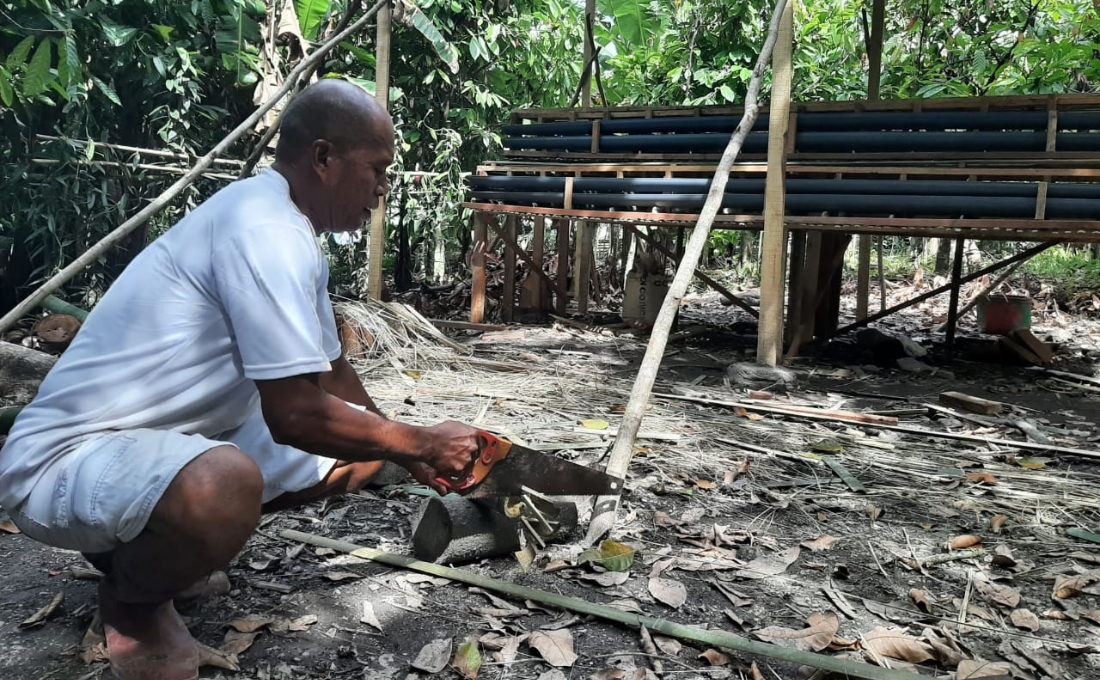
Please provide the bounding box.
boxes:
[433,430,513,493]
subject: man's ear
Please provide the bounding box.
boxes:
[310,139,335,177]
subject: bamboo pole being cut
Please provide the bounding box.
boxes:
[0,0,389,335]
[281,529,925,680]
[585,0,791,545]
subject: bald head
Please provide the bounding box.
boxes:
[275,79,392,163]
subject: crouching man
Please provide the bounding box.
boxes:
[0,79,478,680]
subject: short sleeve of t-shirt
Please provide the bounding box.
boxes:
[213,223,334,380]
[316,256,342,363]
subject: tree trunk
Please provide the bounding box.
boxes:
[0,342,57,406]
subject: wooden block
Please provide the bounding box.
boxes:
[1010,329,1054,364]
[939,391,1004,416]
[999,335,1042,366]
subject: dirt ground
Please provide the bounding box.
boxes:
[3,288,1100,680]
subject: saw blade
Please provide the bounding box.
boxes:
[467,446,624,497]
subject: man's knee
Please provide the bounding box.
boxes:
[151,446,263,539]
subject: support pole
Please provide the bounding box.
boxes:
[945,237,965,344]
[755,0,794,367]
[572,0,597,315]
[502,217,517,321]
[367,0,392,301]
[587,0,791,545]
[856,0,885,320]
[471,214,488,323]
[556,219,570,315]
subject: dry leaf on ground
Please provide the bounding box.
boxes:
[221,630,259,656]
[197,642,240,671]
[973,573,1021,608]
[606,599,645,614]
[537,671,567,680]
[992,545,1016,568]
[19,592,63,629]
[966,472,998,485]
[948,534,983,550]
[413,638,453,673]
[909,589,934,614]
[653,636,681,656]
[360,601,384,632]
[749,662,765,680]
[1009,609,1040,632]
[648,577,687,609]
[287,614,318,632]
[1053,572,1100,599]
[0,519,21,534]
[801,535,838,552]
[578,571,631,587]
[323,571,360,582]
[452,641,482,680]
[737,547,800,580]
[230,614,275,633]
[861,627,935,664]
[652,512,679,528]
[990,515,1008,533]
[528,629,577,667]
[957,660,1013,679]
[753,612,838,652]
[698,649,731,666]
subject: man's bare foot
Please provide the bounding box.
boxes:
[99,579,199,680]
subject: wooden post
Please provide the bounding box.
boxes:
[367,1,392,301]
[756,0,794,366]
[556,219,570,315]
[471,214,488,323]
[855,0,885,320]
[502,216,517,321]
[533,217,547,309]
[945,237,965,345]
[784,231,806,346]
[574,223,592,313]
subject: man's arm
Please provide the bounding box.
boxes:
[255,374,477,476]
[319,355,381,414]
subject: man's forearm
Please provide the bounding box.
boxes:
[321,356,382,415]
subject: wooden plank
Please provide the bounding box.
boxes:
[856,236,872,320]
[574,222,592,313]
[1010,329,1054,364]
[999,335,1043,366]
[471,213,489,323]
[431,319,511,332]
[945,237,965,344]
[627,226,759,317]
[502,216,517,321]
[756,0,794,367]
[938,391,1004,416]
[555,218,570,315]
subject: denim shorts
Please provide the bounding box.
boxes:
[11,405,339,553]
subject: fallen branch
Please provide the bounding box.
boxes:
[922,550,987,568]
[662,391,1100,460]
[281,529,926,680]
[0,0,388,335]
[661,393,898,427]
[587,0,791,545]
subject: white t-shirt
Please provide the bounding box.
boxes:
[0,170,342,511]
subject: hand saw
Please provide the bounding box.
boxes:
[435,431,624,498]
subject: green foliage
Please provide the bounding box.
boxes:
[296,0,333,41]
[1024,248,1100,294]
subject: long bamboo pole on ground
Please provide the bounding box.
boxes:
[584,0,791,545]
[0,0,389,336]
[281,530,925,680]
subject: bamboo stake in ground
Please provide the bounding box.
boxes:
[281,529,926,680]
[0,0,388,336]
[584,0,790,546]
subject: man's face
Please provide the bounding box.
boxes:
[313,119,395,233]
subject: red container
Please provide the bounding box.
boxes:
[976,294,1032,335]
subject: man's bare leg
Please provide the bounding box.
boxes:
[261,460,389,513]
[100,446,263,680]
